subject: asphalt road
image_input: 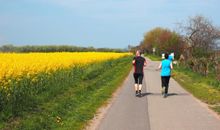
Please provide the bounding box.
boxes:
[97,58,220,130]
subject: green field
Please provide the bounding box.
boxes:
[0,56,132,130]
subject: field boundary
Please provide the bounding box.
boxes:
[84,69,132,130]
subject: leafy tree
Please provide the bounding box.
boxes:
[140,27,184,57]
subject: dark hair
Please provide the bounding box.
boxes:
[165,53,169,59]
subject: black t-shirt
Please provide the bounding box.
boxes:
[133,56,146,74]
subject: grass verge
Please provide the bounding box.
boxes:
[172,66,220,115]
[144,54,161,61]
[1,56,132,130]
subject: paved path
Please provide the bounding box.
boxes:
[97,58,220,130]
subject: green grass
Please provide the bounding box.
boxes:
[0,56,132,130]
[172,66,220,114]
[144,54,161,61]
[213,106,220,115]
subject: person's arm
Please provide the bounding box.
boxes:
[132,57,136,65]
[144,59,147,66]
[170,62,173,69]
[158,62,162,69]
[156,62,162,71]
[132,59,135,65]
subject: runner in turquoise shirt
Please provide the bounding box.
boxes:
[158,53,173,98]
[161,59,172,76]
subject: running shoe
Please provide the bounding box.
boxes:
[139,90,142,97]
[135,91,139,96]
[163,93,168,98]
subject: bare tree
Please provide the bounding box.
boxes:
[178,15,220,76]
[181,15,220,57]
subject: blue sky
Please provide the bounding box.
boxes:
[0,0,219,48]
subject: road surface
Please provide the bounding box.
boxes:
[97,58,220,130]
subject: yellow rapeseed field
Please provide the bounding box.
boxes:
[0,52,131,80]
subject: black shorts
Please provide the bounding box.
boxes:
[133,73,143,84]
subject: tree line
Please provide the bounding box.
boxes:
[131,15,220,79]
[0,45,126,53]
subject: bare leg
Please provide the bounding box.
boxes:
[135,84,138,91]
[138,84,142,91]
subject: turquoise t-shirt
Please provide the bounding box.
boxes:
[161,59,171,76]
[168,55,173,61]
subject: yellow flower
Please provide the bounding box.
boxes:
[0,52,131,87]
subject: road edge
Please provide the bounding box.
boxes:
[84,70,133,130]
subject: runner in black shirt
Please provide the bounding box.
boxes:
[132,50,147,97]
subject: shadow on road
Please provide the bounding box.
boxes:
[167,93,189,97]
[139,92,189,98]
[141,92,153,97]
